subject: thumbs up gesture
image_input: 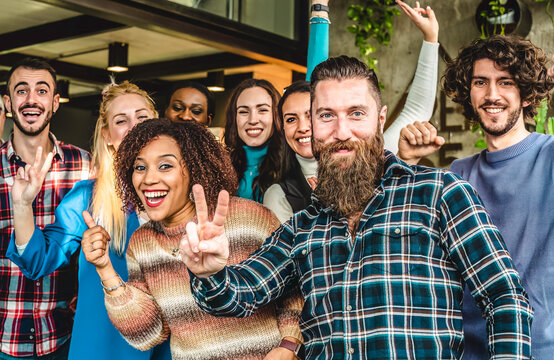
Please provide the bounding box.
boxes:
[81,210,112,269]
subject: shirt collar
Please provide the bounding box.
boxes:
[7,132,64,166]
[310,150,415,213]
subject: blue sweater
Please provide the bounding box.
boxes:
[7,180,170,360]
[450,133,554,359]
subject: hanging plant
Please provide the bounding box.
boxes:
[346,0,401,77]
[535,0,554,28]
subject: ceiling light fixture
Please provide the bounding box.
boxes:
[207,70,225,92]
[58,80,70,103]
[107,42,128,72]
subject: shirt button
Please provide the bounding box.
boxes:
[394,228,400,234]
[35,282,40,287]
[346,305,352,311]
[37,198,42,203]
[348,267,354,273]
[29,335,34,339]
[30,328,35,333]
[348,348,355,354]
[301,249,307,255]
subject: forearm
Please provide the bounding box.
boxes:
[12,203,35,246]
[306,0,330,80]
[383,41,439,153]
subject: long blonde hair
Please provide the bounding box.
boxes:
[90,81,157,256]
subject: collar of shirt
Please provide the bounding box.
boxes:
[6,132,64,166]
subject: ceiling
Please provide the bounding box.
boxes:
[0,0,307,107]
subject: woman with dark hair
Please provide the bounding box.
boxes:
[82,118,303,360]
[224,78,282,202]
[263,0,441,222]
[165,81,215,126]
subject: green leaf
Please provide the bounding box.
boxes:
[475,139,487,149]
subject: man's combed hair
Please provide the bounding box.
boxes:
[115,118,238,215]
[442,35,554,121]
[6,57,57,94]
[310,55,382,109]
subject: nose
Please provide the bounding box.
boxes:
[484,83,501,102]
[334,117,352,141]
[180,109,193,121]
[297,114,311,134]
[143,166,159,185]
[247,111,258,124]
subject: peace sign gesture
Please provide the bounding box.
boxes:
[12,146,53,207]
[180,184,230,278]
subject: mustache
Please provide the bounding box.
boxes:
[479,101,506,109]
[19,103,45,112]
[319,140,359,153]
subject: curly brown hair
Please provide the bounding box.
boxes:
[442,35,554,121]
[114,118,238,215]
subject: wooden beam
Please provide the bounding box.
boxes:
[0,15,127,55]
[32,0,308,72]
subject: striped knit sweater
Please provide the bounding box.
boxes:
[104,197,303,360]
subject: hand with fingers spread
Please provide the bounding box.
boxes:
[81,210,112,270]
[396,0,439,43]
[180,184,230,278]
[397,121,444,165]
[12,146,54,207]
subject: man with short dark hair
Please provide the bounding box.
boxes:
[0,57,92,359]
[180,55,534,359]
[398,36,554,359]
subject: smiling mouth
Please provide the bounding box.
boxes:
[483,108,504,114]
[246,128,263,136]
[143,190,168,207]
[296,136,311,144]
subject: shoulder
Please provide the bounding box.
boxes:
[450,152,482,176]
[263,184,286,206]
[61,179,95,204]
[226,196,281,235]
[58,142,92,162]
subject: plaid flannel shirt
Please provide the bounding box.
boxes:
[192,152,533,359]
[0,133,92,357]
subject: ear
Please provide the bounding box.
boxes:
[207,113,213,127]
[101,127,111,145]
[378,105,388,133]
[3,94,11,113]
[52,93,60,114]
[522,100,531,108]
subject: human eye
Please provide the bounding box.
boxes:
[16,88,27,95]
[500,80,515,86]
[133,163,146,172]
[192,108,204,115]
[472,79,486,86]
[319,112,334,121]
[159,163,174,170]
[284,116,297,124]
[37,88,48,95]
[172,104,183,112]
[237,109,249,115]
[351,110,364,117]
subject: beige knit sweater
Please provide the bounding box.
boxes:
[104,197,303,360]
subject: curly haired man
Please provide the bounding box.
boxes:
[398,35,554,359]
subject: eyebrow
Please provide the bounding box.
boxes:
[14,81,52,89]
[315,104,368,113]
[237,103,271,109]
[173,100,204,107]
[113,108,149,117]
[472,75,514,80]
[135,153,179,162]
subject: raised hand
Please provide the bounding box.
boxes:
[397,121,444,165]
[81,210,112,269]
[12,146,53,207]
[180,184,230,278]
[396,0,439,43]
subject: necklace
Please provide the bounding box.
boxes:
[160,224,186,258]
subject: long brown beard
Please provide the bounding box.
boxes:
[313,132,385,218]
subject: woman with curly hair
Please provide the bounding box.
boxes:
[8,82,170,359]
[82,118,303,360]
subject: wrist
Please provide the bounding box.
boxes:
[279,337,305,359]
[424,34,438,43]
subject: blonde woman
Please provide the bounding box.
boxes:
[8,82,170,360]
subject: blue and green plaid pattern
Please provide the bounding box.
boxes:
[192,152,532,359]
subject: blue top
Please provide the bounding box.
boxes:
[192,153,532,359]
[7,180,170,360]
[237,144,268,202]
[451,132,554,359]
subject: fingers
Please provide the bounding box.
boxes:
[39,151,54,176]
[434,135,446,146]
[192,184,209,227]
[404,121,438,145]
[33,146,43,168]
[186,221,200,253]
[82,210,97,229]
[211,190,229,227]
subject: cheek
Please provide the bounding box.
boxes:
[284,124,297,146]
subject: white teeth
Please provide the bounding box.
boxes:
[144,191,168,198]
[246,129,262,135]
[23,111,40,116]
[297,137,311,144]
[484,108,503,114]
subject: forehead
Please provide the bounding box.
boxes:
[9,67,55,89]
[107,93,150,114]
[139,135,181,158]
[283,91,310,111]
[313,78,377,109]
[171,87,207,105]
[237,86,272,106]
[472,58,513,78]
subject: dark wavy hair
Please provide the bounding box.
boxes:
[277,80,311,181]
[114,118,238,215]
[442,35,554,121]
[224,78,282,200]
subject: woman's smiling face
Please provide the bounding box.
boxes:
[282,91,313,158]
[235,86,274,147]
[132,135,193,227]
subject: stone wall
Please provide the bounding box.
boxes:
[329,0,554,167]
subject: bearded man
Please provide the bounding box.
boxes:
[181,55,533,359]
